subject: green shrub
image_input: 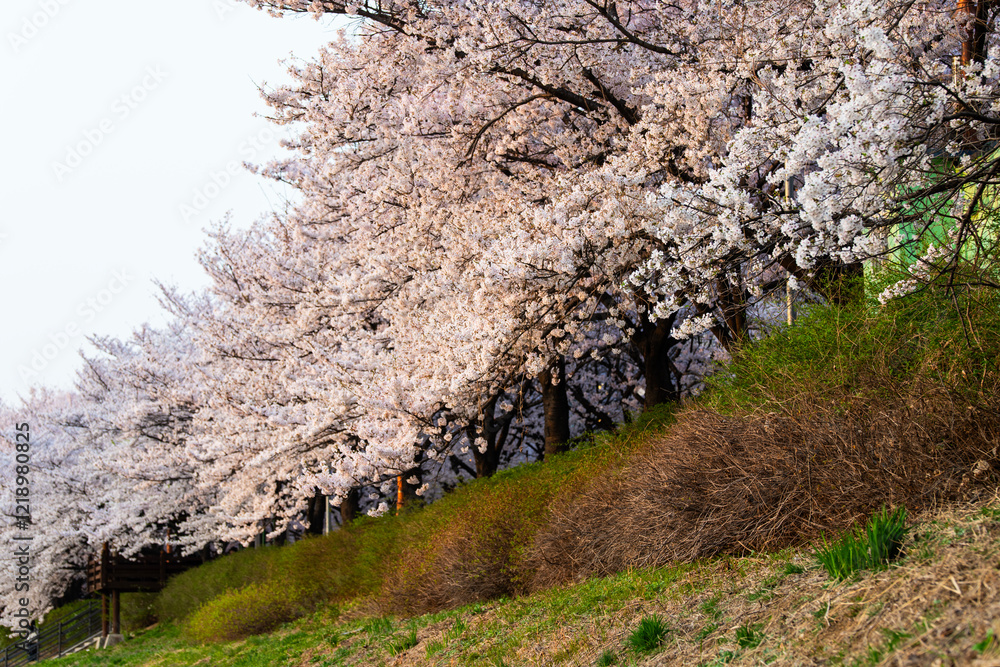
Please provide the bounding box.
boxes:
[121,592,158,632]
[627,615,668,653]
[159,524,379,634]
[816,506,908,581]
[156,546,275,624]
[185,580,307,642]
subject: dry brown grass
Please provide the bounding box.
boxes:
[529,388,1000,590]
[298,497,1000,667]
[379,508,529,615]
[374,434,647,617]
[704,500,1000,667]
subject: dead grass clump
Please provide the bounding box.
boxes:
[530,393,999,589]
[382,512,527,616]
[376,437,653,616]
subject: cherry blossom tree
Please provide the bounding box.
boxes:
[6,0,999,628]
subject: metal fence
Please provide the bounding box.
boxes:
[2,600,102,666]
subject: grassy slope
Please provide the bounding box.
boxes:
[39,499,1000,666]
[37,283,1000,666]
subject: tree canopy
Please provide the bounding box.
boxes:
[3,0,1000,627]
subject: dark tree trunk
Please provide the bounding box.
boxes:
[539,356,571,459]
[305,488,325,536]
[472,430,504,478]
[958,0,989,66]
[471,397,509,478]
[635,310,681,409]
[713,274,749,352]
[338,487,359,526]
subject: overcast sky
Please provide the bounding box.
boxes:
[0,0,346,404]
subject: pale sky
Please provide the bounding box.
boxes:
[0,0,347,404]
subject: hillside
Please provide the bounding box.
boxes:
[37,499,1000,666]
[34,280,1000,666]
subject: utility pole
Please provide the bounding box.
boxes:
[957,0,988,67]
[785,178,796,326]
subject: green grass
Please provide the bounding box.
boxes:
[974,629,997,655]
[816,506,909,581]
[387,626,418,655]
[596,648,618,665]
[627,615,669,653]
[735,623,764,649]
[703,273,1000,417]
[362,617,393,637]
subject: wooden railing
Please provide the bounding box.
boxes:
[87,544,201,594]
[86,543,202,637]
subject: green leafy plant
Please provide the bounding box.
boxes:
[706,649,737,665]
[695,622,719,643]
[859,629,910,666]
[881,628,911,652]
[816,506,908,580]
[700,595,724,620]
[627,615,669,653]
[865,507,909,564]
